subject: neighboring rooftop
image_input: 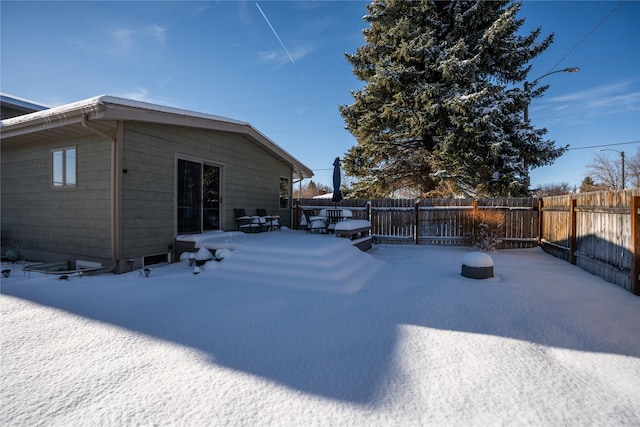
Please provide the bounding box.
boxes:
[0,93,49,119]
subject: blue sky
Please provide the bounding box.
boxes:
[2,1,638,191]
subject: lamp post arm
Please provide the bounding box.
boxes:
[528,67,580,88]
[529,70,562,88]
[524,67,579,123]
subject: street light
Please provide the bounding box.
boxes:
[523,67,580,122]
[522,67,580,190]
[600,148,625,190]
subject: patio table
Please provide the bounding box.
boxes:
[262,215,281,231]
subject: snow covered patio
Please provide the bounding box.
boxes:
[2,229,639,426]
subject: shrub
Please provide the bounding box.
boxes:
[463,208,504,252]
[4,249,21,263]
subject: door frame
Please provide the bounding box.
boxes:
[175,155,225,234]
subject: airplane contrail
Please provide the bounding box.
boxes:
[255,2,297,67]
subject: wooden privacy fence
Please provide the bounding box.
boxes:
[295,197,539,248]
[295,191,640,295]
[539,189,639,294]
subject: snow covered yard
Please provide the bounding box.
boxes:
[2,229,639,426]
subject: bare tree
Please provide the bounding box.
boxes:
[293,180,332,199]
[586,152,625,190]
[533,182,573,196]
[626,147,640,189]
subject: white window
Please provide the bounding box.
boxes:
[52,147,76,187]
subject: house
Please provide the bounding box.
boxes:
[1,95,313,273]
[0,93,48,119]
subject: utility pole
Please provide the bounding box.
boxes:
[523,67,580,191]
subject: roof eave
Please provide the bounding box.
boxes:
[1,95,314,179]
[0,96,106,138]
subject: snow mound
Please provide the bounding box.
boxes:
[190,229,382,294]
[462,251,494,268]
[195,247,213,261]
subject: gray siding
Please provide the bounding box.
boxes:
[121,123,292,256]
[1,135,112,261]
[1,121,295,266]
[121,124,176,258]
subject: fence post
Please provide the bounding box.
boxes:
[293,201,301,230]
[366,200,372,222]
[537,198,544,246]
[414,200,420,245]
[631,196,640,296]
[569,198,577,265]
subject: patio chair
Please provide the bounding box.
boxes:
[234,208,260,233]
[326,209,344,233]
[303,209,327,234]
[256,209,280,231]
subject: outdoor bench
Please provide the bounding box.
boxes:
[334,220,372,251]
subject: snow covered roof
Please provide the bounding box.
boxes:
[313,192,334,199]
[0,95,243,128]
[0,93,49,119]
[0,95,313,179]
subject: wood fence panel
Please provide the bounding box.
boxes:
[299,197,538,248]
[418,198,473,246]
[540,189,640,292]
[371,199,414,243]
[539,194,571,261]
[574,191,635,290]
[493,198,539,249]
[475,197,539,249]
[631,196,640,295]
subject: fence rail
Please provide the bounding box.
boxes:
[295,189,640,295]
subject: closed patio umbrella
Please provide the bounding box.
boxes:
[331,157,343,204]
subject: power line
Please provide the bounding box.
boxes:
[567,140,640,151]
[548,0,625,73]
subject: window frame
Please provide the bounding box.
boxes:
[279,176,290,209]
[51,146,76,188]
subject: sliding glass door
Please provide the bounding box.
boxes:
[177,159,221,233]
[202,163,221,231]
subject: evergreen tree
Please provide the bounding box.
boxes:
[533,182,572,196]
[339,0,566,197]
[579,176,607,193]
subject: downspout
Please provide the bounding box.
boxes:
[81,115,123,269]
